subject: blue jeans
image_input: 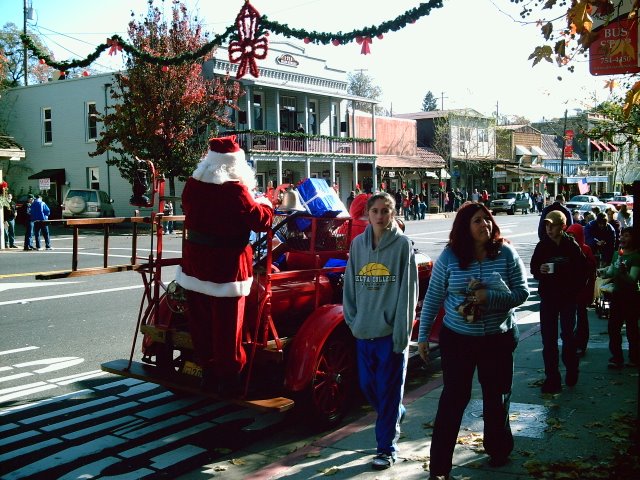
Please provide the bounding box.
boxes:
[33,221,51,249]
[4,218,15,246]
[24,220,34,248]
[429,326,517,476]
[356,335,407,457]
[539,299,578,382]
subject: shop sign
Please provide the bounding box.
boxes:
[493,171,507,178]
[276,54,299,67]
[39,178,51,190]
[388,171,395,177]
[564,130,574,158]
[589,17,640,75]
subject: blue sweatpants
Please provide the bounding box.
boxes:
[356,335,407,456]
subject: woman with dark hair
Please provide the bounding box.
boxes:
[417,201,529,479]
[599,226,640,369]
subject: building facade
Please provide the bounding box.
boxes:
[0,41,383,217]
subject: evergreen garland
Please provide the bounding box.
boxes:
[20,0,443,71]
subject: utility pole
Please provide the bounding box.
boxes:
[560,109,568,193]
[23,0,29,86]
[440,91,448,110]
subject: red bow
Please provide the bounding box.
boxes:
[107,38,122,56]
[228,1,268,79]
[356,36,372,55]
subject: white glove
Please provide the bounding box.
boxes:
[254,195,273,208]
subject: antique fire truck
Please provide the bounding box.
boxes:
[42,168,436,428]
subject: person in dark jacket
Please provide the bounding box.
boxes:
[23,194,35,250]
[566,223,597,356]
[531,210,587,393]
[585,212,616,267]
[537,194,573,241]
[3,193,18,248]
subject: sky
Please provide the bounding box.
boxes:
[4,0,623,122]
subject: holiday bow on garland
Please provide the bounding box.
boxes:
[21,0,444,78]
[228,1,269,79]
[107,38,122,56]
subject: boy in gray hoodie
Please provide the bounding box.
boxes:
[343,192,418,470]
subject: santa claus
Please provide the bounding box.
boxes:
[175,135,273,391]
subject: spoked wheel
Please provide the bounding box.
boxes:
[303,329,357,429]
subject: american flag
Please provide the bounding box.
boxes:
[578,177,590,194]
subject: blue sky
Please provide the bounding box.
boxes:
[4,0,620,121]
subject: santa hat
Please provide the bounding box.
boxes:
[192,135,256,190]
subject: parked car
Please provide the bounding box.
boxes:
[489,192,533,215]
[607,195,634,210]
[576,202,613,216]
[598,192,620,203]
[565,195,601,210]
[62,188,115,219]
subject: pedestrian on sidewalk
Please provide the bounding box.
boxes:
[417,202,529,479]
[598,226,640,369]
[3,193,18,248]
[343,192,418,471]
[23,194,35,250]
[538,194,573,241]
[566,223,597,356]
[30,194,52,250]
[531,210,587,393]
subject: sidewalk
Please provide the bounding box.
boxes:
[189,307,640,479]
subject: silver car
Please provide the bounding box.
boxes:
[62,188,115,219]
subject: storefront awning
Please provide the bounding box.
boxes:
[599,141,611,152]
[28,168,66,180]
[530,146,547,156]
[589,139,603,151]
[607,142,619,151]
[515,145,532,155]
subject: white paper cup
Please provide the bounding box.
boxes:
[543,262,555,274]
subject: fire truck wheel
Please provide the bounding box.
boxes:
[300,327,357,429]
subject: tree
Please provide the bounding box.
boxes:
[347,70,384,114]
[0,23,53,87]
[91,0,241,196]
[421,91,438,111]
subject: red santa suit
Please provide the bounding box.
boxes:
[175,136,273,380]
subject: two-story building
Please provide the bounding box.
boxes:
[0,41,384,216]
[394,109,497,193]
[494,124,558,195]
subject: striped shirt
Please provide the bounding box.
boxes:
[418,243,529,339]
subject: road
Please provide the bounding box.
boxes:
[0,212,544,479]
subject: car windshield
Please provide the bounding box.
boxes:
[570,196,590,202]
[612,196,628,202]
[497,193,517,199]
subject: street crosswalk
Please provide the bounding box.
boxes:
[0,346,280,480]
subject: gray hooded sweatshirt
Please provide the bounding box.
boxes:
[343,222,418,353]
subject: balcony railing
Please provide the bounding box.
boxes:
[226,130,374,156]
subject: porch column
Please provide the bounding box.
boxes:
[371,105,377,191]
[305,158,311,180]
[277,158,283,186]
[275,91,282,151]
[331,158,336,189]
[353,158,359,191]
[244,85,252,128]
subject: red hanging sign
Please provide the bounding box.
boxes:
[563,130,574,158]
